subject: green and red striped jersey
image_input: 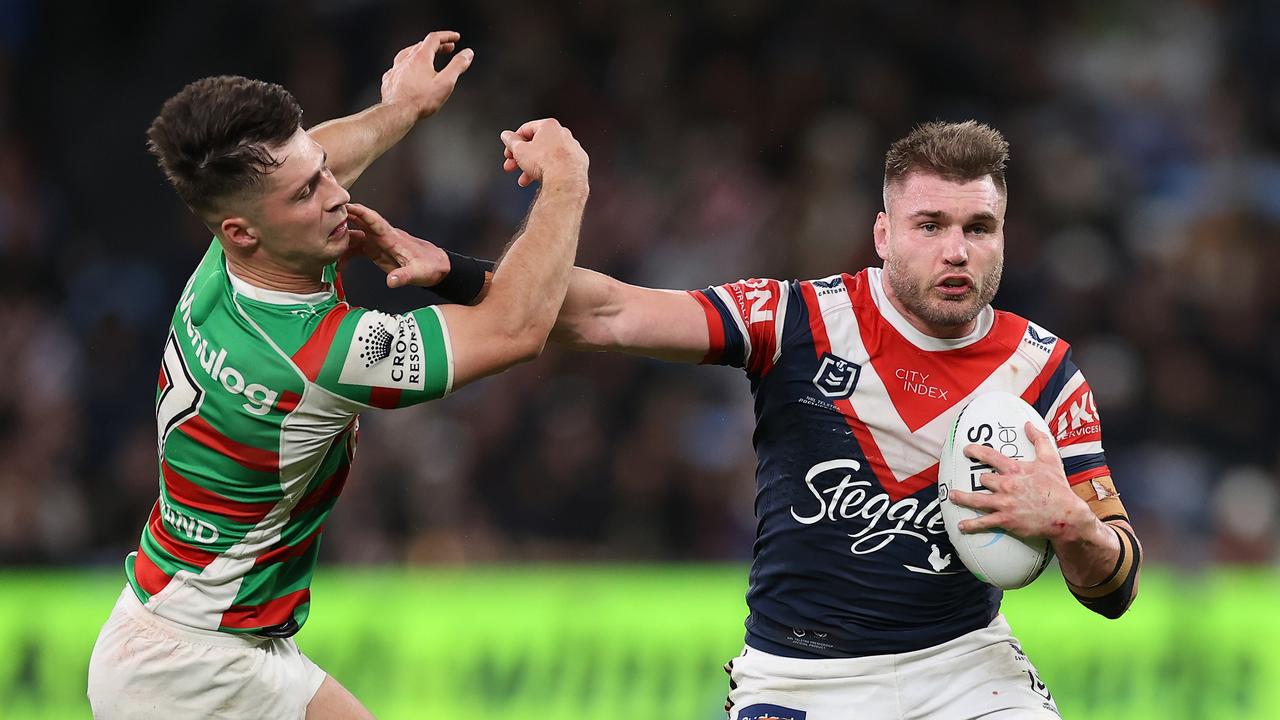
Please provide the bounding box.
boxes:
[128,240,453,633]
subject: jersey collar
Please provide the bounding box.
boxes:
[865,267,994,351]
[226,262,333,305]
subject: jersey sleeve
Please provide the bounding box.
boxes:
[291,303,453,409]
[689,278,790,377]
[1027,344,1110,485]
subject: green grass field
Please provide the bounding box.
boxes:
[1,566,1275,719]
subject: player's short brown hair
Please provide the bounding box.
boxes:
[883,120,1009,197]
[146,75,303,218]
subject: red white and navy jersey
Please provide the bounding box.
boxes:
[691,268,1109,659]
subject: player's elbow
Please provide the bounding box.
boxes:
[479,298,555,364]
[1093,591,1136,620]
[503,324,551,364]
[1073,566,1140,620]
[551,318,619,352]
[513,333,549,364]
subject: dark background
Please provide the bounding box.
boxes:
[1,0,1278,570]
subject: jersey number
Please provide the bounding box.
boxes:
[156,331,204,452]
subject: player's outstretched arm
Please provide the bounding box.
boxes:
[355,256,711,363]
[548,269,710,363]
[309,30,473,188]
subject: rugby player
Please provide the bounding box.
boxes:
[372,120,1141,719]
[86,32,591,719]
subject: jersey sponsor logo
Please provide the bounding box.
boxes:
[1052,387,1100,443]
[1024,325,1057,352]
[893,368,950,400]
[727,278,777,324]
[737,704,807,720]
[812,352,860,399]
[813,276,845,296]
[159,497,220,544]
[339,312,426,391]
[356,322,394,367]
[746,288,774,323]
[177,285,280,415]
[790,460,957,574]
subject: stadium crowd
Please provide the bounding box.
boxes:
[1,0,1277,569]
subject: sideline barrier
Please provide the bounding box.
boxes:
[0,567,1276,719]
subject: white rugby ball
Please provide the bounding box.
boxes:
[938,391,1055,590]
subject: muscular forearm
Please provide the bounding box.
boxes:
[309,102,419,188]
[1051,514,1121,586]
[550,267,626,351]
[426,262,634,351]
[428,263,625,350]
[488,175,589,350]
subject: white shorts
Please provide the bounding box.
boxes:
[725,615,1059,720]
[87,586,327,720]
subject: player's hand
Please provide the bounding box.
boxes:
[344,203,450,289]
[948,422,1093,541]
[499,118,589,188]
[381,31,474,120]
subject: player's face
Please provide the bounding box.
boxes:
[873,172,1005,338]
[243,128,351,272]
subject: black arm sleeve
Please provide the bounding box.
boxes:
[1066,522,1141,619]
[430,251,496,305]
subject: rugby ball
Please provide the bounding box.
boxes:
[938,391,1055,590]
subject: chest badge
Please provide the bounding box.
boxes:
[812,352,861,399]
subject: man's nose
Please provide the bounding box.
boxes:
[942,228,968,265]
[324,173,350,211]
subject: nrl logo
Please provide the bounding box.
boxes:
[812,352,860,399]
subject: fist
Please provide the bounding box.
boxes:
[499,118,589,188]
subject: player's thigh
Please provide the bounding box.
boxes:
[89,587,330,720]
[88,591,266,719]
[306,674,376,720]
[724,646,899,720]
[904,632,1059,720]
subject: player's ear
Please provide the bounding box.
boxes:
[220,216,259,250]
[873,212,889,261]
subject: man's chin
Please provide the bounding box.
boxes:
[918,297,984,328]
[321,235,350,261]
